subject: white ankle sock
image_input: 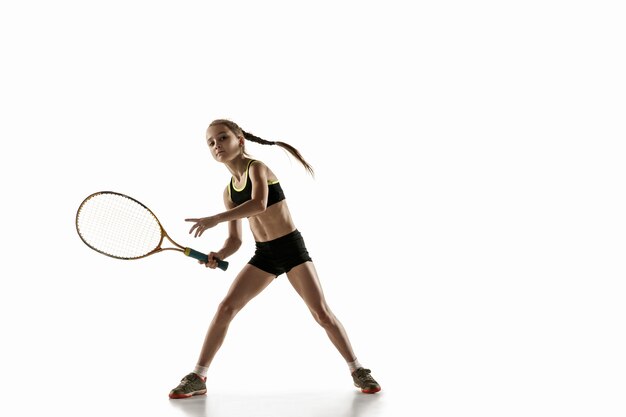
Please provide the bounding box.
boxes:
[193,364,209,379]
[347,359,362,373]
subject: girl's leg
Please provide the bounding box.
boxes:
[286,261,357,362]
[196,264,276,367]
[286,261,381,393]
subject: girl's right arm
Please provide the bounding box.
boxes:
[206,186,243,268]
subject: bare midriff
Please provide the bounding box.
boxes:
[248,200,296,242]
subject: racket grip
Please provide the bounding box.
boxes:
[184,247,229,271]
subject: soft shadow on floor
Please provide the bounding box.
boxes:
[169,390,385,417]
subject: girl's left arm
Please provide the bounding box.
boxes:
[186,162,270,237]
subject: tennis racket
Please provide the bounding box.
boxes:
[75,191,229,271]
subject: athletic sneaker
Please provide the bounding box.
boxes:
[169,373,207,399]
[352,368,381,394]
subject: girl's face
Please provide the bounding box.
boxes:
[206,125,243,162]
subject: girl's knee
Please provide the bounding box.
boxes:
[312,306,335,327]
[216,300,240,322]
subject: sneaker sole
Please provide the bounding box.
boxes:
[169,389,207,399]
[354,384,381,394]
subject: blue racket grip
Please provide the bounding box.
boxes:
[184,247,229,271]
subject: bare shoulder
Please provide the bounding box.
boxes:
[249,160,281,182]
[248,159,271,178]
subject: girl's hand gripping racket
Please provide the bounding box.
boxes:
[75,191,229,271]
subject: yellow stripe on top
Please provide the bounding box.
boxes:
[231,159,257,192]
[232,160,280,189]
[228,159,286,208]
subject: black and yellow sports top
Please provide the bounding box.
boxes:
[228,160,286,207]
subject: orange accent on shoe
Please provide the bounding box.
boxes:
[361,386,381,394]
[169,389,207,399]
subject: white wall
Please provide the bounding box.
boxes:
[1,1,624,416]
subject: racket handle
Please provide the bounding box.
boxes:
[184,247,229,271]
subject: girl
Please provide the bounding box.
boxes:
[169,119,380,398]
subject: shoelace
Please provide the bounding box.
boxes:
[179,374,197,386]
[356,369,375,383]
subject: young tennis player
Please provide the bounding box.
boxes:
[169,119,380,398]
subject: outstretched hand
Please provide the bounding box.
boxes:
[185,216,219,237]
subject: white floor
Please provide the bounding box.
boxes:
[167,390,385,417]
[18,383,392,417]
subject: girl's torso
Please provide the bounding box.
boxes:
[229,160,296,242]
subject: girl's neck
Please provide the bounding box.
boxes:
[225,156,251,181]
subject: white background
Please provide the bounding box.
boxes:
[1,1,625,416]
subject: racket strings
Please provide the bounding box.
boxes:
[76,193,163,259]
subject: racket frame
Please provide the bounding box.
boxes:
[76,191,228,270]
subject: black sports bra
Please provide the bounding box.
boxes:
[228,160,286,207]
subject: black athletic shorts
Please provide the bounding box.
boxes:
[248,229,312,276]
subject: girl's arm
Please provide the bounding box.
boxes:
[186,161,270,237]
[212,186,243,260]
[215,161,270,223]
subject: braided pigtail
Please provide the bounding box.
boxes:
[208,119,314,177]
[241,129,315,177]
